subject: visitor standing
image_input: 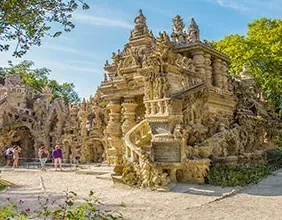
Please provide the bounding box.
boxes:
[12,145,21,168]
[5,147,13,167]
[38,145,49,171]
[52,145,63,171]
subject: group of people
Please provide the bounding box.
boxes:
[4,145,21,168]
[38,145,63,171]
[4,145,63,171]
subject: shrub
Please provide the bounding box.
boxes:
[0,190,123,219]
[267,134,282,171]
[206,164,270,187]
[0,170,6,191]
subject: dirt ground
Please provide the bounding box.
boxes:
[1,167,282,220]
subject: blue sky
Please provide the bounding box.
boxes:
[0,0,281,98]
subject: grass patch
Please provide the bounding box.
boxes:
[0,184,6,191]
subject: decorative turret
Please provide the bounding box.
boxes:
[156,31,173,50]
[129,9,150,40]
[171,15,187,43]
[187,18,200,42]
[42,85,53,104]
[4,74,23,87]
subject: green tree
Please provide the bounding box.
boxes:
[49,80,80,104]
[0,60,80,104]
[214,18,282,115]
[0,0,89,57]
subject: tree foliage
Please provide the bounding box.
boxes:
[0,0,89,57]
[0,60,80,104]
[214,18,282,115]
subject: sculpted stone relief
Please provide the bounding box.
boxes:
[99,10,281,190]
[0,75,106,164]
[0,10,280,192]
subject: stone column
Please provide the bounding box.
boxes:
[221,61,228,90]
[122,97,137,135]
[204,53,212,87]
[212,58,222,88]
[105,99,123,166]
[192,51,205,78]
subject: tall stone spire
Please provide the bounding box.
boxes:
[130,9,150,40]
[171,15,187,43]
[187,18,200,42]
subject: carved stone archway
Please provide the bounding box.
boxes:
[62,141,73,163]
[13,126,35,161]
[82,140,105,163]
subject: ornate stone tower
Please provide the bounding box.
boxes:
[98,10,280,188]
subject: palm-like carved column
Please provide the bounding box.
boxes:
[213,58,222,88]
[122,97,137,135]
[192,51,205,78]
[204,53,212,87]
[105,99,123,167]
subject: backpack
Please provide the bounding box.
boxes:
[41,151,47,158]
[5,148,13,155]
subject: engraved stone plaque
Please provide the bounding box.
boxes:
[154,143,180,163]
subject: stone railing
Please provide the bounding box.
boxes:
[124,119,151,162]
[144,98,170,116]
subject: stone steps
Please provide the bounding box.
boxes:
[75,166,114,176]
[96,173,113,180]
[112,175,123,183]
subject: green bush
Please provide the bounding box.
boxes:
[267,134,282,171]
[267,150,282,171]
[206,164,270,187]
[0,170,6,191]
[0,190,123,220]
[0,184,5,191]
[278,134,282,148]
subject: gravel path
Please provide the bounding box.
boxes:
[1,168,282,220]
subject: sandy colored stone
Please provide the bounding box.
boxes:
[1,169,282,220]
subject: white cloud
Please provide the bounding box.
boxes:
[72,13,132,29]
[41,43,98,58]
[203,0,282,14]
[216,0,249,11]
[203,0,249,11]
[35,59,101,74]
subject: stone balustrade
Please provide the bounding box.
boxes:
[144,98,170,116]
[124,119,151,162]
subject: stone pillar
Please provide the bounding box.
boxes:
[204,53,212,87]
[192,51,205,78]
[212,58,222,88]
[122,97,137,135]
[105,99,123,166]
[221,61,228,90]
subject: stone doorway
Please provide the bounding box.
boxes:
[63,141,72,163]
[86,141,104,163]
[12,126,35,161]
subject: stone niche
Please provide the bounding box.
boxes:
[149,122,170,135]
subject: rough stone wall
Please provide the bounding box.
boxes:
[0,75,106,164]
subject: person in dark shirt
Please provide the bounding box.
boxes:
[52,145,63,171]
